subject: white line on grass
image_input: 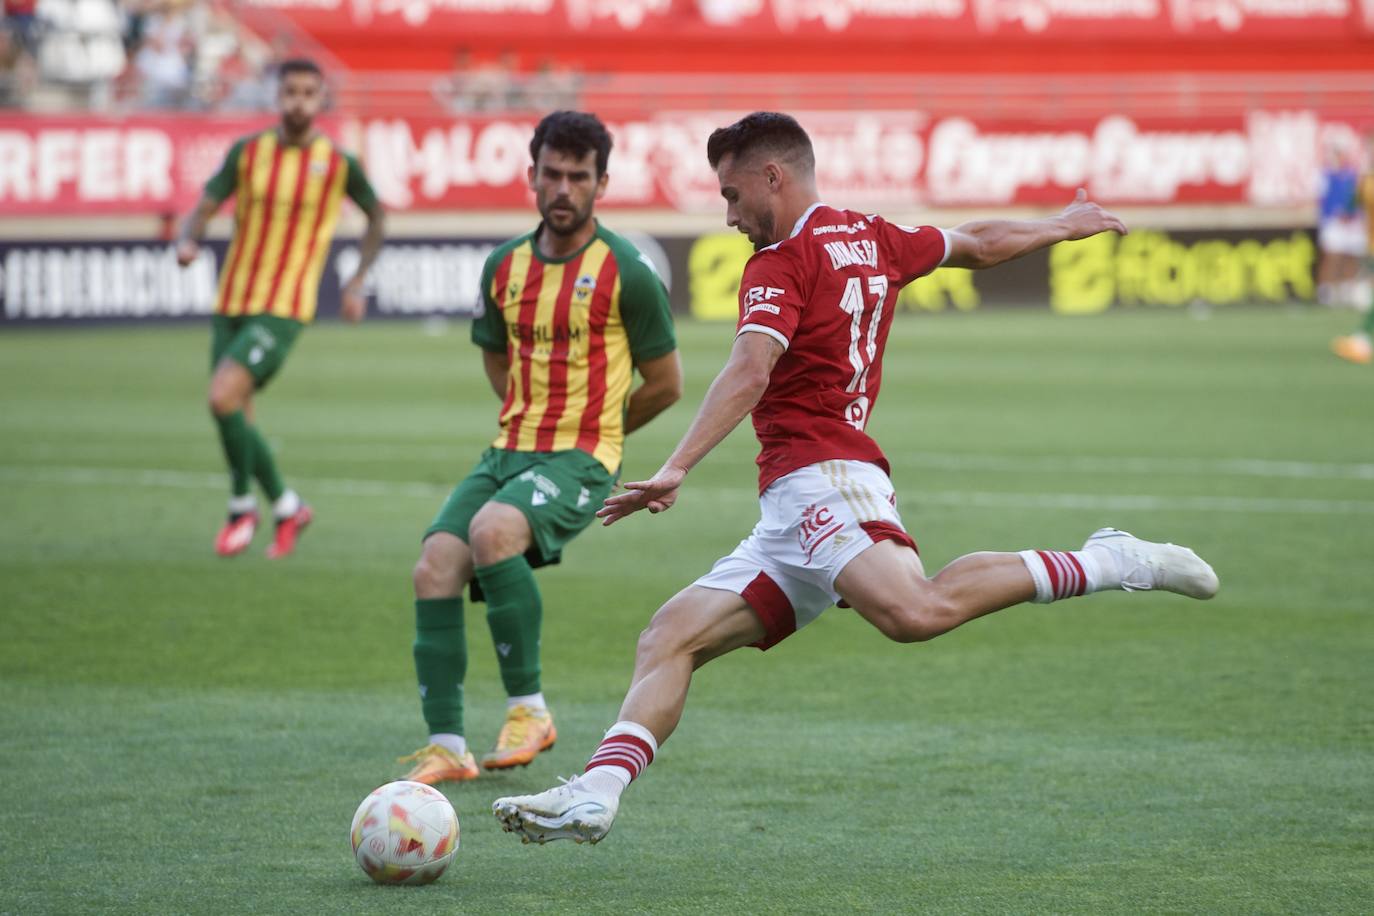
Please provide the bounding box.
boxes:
[890,451,1374,481]
[3,465,1372,516]
[10,444,1373,481]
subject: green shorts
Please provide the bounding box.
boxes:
[426,447,617,578]
[211,314,303,388]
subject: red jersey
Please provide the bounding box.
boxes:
[736,203,948,493]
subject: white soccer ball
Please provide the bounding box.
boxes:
[350,780,460,885]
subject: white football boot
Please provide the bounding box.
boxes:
[493,776,619,845]
[1083,527,1219,599]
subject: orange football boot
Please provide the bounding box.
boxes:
[398,744,480,785]
[1331,335,1372,365]
[482,705,557,770]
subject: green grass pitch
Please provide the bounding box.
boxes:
[1,308,1371,914]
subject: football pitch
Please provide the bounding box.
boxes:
[1,308,1370,914]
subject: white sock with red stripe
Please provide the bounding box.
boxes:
[579,721,657,800]
[1018,548,1112,603]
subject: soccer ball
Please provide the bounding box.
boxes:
[350,780,460,885]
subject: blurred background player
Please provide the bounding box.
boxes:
[1315,139,1365,309]
[1331,135,1374,365]
[399,111,682,785]
[493,112,1219,845]
[176,58,385,558]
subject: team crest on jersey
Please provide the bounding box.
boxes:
[573,274,597,301]
[507,282,521,304]
[309,160,329,176]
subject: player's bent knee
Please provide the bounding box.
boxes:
[413,536,468,598]
[207,385,239,416]
[467,505,530,566]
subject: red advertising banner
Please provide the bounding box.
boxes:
[357,109,1362,211]
[241,0,1371,39]
[0,110,1363,215]
[0,116,340,216]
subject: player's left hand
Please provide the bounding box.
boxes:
[1059,188,1128,240]
[597,464,687,526]
[341,279,368,322]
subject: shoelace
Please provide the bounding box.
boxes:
[499,707,547,748]
[551,774,585,796]
[396,743,456,765]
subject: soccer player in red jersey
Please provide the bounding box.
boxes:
[494,112,1219,845]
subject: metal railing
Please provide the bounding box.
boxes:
[336,70,1374,120]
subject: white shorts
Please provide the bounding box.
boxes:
[693,459,917,650]
[1319,219,1367,257]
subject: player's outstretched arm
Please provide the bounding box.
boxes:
[175,194,222,267]
[942,188,1127,271]
[597,332,782,526]
[340,203,386,322]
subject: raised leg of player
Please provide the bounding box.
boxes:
[492,585,764,844]
[469,503,558,770]
[839,528,1218,643]
[402,531,480,783]
[836,541,1037,641]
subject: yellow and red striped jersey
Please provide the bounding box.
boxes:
[471,223,676,474]
[204,129,378,323]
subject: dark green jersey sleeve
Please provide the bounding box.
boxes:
[203,138,247,203]
[615,245,676,364]
[470,248,509,353]
[342,153,380,212]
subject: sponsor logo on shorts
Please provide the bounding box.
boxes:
[577,486,591,508]
[531,491,548,507]
[518,470,561,499]
[798,503,844,566]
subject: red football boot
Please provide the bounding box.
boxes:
[266,505,313,559]
[215,511,259,557]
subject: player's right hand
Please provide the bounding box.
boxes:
[1059,188,1128,240]
[175,239,199,267]
[597,464,687,526]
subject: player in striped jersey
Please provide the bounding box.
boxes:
[176,58,385,559]
[399,112,682,785]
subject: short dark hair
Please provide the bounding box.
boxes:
[530,111,613,177]
[279,58,323,80]
[706,111,814,173]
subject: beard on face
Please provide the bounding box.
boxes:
[541,196,593,237]
[281,109,312,133]
[749,211,777,251]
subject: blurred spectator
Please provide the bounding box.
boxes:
[525,57,580,111]
[5,0,39,54]
[133,7,190,108]
[0,21,37,105]
[434,50,582,114]
[433,49,516,112]
[1316,140,1365,307]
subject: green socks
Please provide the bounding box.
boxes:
[214,412,285,504]
[414,598,467,736]
[213,410,254,498]
[476,555,543,697]
[249,425,285,502]
[1362,302,1374,337]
